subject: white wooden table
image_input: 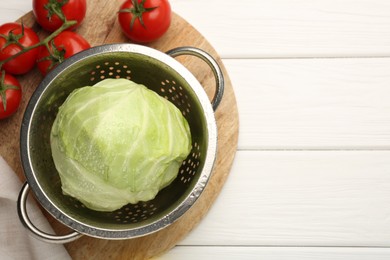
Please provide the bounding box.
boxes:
[1,0,390,259]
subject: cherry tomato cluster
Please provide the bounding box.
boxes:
[0,0,172,119]
[0,0,90,119]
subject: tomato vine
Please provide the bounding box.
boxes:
[0,0,81,115]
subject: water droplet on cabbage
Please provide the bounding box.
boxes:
[51,78,191,212]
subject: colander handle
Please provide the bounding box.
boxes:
[17,182,83,244]
[166,47,224,111]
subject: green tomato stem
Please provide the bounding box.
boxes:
[0,70,20,111]
[0,19,77,70]
[45,0,69,23]
[119,0,158,30]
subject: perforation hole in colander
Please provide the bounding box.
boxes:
[22,44,218,239]
[42,60,205,225]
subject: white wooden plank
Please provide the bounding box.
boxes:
[223,58,390,149]
[7,5,390,149]
[0,0,31,22]
[156,246,390,260]
[170,0,390,58]
[179,151,390,247]
[3,0,390,58]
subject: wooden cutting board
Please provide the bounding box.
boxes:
[0,0,239,259]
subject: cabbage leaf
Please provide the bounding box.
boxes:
[51,78,191,211]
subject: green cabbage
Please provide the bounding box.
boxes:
[50,78,191,212]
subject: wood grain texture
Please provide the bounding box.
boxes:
[179,151,390,247]
[0,0,239,259]
[2,0,390,259]
[225,58,390,150]
[156,246,390,260]
[170,0,390,58]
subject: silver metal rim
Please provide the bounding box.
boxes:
[166,46,224,111]
[19,43,220,241]
[17,182,83,243]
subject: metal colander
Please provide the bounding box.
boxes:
[17,44,224,243]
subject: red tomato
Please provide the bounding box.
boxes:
[37,31,90,75]
[118,0,171,43]
[33,0,87,32]
[0,23,40,75]
[0,71,22,119]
